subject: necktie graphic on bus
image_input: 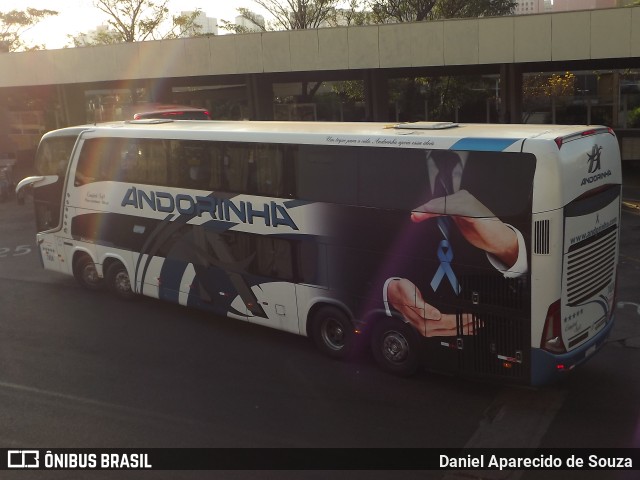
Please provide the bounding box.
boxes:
[430,153,461,295]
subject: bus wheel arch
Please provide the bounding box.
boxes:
[105,260,136,301]
[72,252,103,291]
[371,316,422,377]
[307,303,355,360]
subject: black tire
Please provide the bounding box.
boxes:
[310,306,354,359]
[73,255,104,291]
[105,261,136,300]
[371,317,422,376]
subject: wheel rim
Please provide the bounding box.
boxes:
[114,270,131,294]
[381,330,410,364]
[321,317,345,351]
[82,263,100,286]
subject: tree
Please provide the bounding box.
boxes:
[0,8,58,52]
[222,0,341,32]
[364,0,516,121]
[71,0,202,46]
[370,0,438,23]
[221,0,346,110]
[522,72,576,123]
[432,0,517,19]
[370,0,516,24]
[251,0,339,30]
[220,8,267,34]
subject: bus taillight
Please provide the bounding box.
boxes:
[541,299,566,354]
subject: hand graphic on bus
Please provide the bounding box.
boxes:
[385,190,526,338]
[411,189,520,270]
[386,277,476,337]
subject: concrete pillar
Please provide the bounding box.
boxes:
[60,85,88,126]
[147,79,173,104]
[0,91,14,156]
[500,64,523,124]
[363,70,389,122]
[247,74,274,121]
[612,71,620,128]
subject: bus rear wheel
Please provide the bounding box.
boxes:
[73,255,103,291]
[371,317,421,377]
[310,306,354,360]
[105,262,136,300]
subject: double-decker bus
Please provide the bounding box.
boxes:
[17,120,622,385]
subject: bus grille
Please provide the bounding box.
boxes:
[566,225,617,306]
[459,312,530,383]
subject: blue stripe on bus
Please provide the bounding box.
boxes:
[450,138,520,151]
[158,258,187,303]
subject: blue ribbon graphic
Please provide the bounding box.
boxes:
[430,218,461,295]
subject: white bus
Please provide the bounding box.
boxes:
[17,120,621,385]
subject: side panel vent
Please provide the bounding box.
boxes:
[534,219,550,255]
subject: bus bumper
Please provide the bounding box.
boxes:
[530,314,615,386]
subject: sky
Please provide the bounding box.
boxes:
[2,0,267,49]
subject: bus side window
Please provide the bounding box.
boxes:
[204,231,294,282]
[75,140,99,185]
[207,143,224,191]
[124,139,170,185]
[118,143,143,183]
[143,140,168,186]
[254,236,293,280]
[77,138,136,184]
[183,144,210,190]
[295,145,358,205]
[223,144,252,193]
[357,147,429,210]
[255,145,284,197]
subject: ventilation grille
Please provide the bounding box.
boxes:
[566,225,617,306]
[534,219,550,255]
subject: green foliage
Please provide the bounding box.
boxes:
[332,80,365,102]
[222,0,341,32]
[370,0,516,24]
[371,0,438,23]
[524,72,576,98]
[629,107,640,128]
[220,7,267,33]
[70,0,202,46]
[0,7,58,52]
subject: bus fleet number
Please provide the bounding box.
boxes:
[0,245,32,258]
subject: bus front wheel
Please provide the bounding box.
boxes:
[105,262,136,300]
[371,317,421,377]
[310,306,354,360]
[73,255,103,291]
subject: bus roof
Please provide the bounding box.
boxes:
[46,121,614,152]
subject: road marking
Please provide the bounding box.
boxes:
[443,387,567,480]
[620,254,640,265]
[0,379,200,427]
[617,301,640,315]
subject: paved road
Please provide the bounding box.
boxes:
[0,186,639,480]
